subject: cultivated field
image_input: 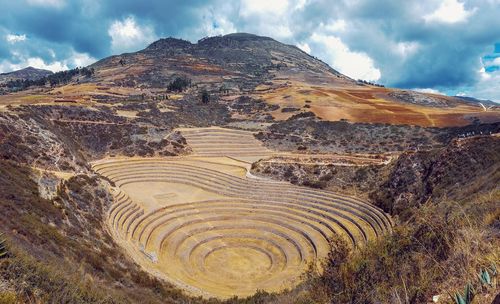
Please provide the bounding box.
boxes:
[252,79,499,127]
[92,127,392,298]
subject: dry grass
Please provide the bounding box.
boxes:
[285,189,500,304]
[253,83,497,127]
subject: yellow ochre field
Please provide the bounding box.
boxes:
[92,127,393,298]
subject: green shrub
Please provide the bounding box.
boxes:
[451,282,475,304]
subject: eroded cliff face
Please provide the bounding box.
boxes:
[250,155,391,197]
[252,135,500,220]
[0,103,195,173]
[371,136,500,217]
[0,159,208,303]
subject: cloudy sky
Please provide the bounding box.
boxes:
[1,0,499,101]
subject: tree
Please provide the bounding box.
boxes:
[2,67,95,91]
[167,76,191,92]
[201,89,210,104]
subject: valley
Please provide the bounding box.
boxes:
[91,127,392,298]
[0,33,498,304]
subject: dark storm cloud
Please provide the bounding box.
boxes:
[1,1,115,58]
[0,0,228,59]
[0,0,498,100]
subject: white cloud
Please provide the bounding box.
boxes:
[272,25,293,39]
[239,0,289,17]
[479,67,491,80]
[48,49,56,59]
[26,0,65,8]
[462,71,500,102]
[0,50,96,73]
[395,41,420,58]
[423,0,476,23]
[200,12,237,37]
[237,0,294,39]
[71,52,96,67]
[413,88,444,95]
[447,68,500,102]
[5,34,26,44]
[294,0,309,10]
[108,16,157,54]
[184,4,238,41]
[309,33,381,81]
[323,20,346,33]
[26,58,68,71]
[484,56,500,69]
[297,42,311,54]
[0,57,68,73]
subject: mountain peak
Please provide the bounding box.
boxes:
[145,37,193,51]
[92,31,347,93]
[1,66,52,75]
[0,66,53,83]
[199,33,274,43]
[145,33,277,52]
[22,66,39,71]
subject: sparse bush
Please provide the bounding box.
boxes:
[308,189,500,304]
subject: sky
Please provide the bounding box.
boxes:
[0,0,499,101]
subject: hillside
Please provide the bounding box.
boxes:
[92,33,350,90]
[90,33,499,127]
[251,135,500,213]
[371,135,500,216]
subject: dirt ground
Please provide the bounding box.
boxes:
[252,79,498,127]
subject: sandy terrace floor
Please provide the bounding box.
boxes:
[91,127,392,298]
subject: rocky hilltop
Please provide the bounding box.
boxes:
[92,33,349,91]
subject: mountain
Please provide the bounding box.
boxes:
[0,66,53,84]
[454,95,498,107]
[1,33,499,127]
[91,33,351,91]
[87,33,498,127]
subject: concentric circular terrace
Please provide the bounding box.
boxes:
[92,127,392,298]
